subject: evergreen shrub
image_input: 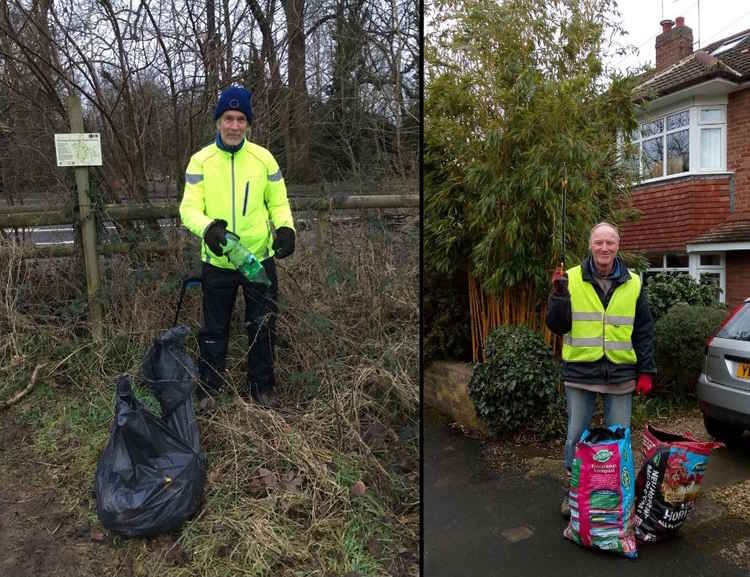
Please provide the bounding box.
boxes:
[468,325,562,435]
[653,304,727,396]
[645,272,720,321]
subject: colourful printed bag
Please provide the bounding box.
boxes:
[634,424,722,543]
[563,425,638,559]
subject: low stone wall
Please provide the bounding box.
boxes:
[424,361,488,436]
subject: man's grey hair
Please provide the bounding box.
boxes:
[589,221,620,245]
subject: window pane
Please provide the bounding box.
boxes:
[647,254,664,268]
[700,108,722,123]
[667,110,689,130]
[622,141,639,176]
[699,273,722,303]
[666,253,689,267]
[641,118,663,138]
[627,153,639,179]
[701,128,721,169]
[700,254,721,266]
[642,137,663,178]
[700,272,720,285]
[667,129,689,174]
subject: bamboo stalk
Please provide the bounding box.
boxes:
[468,275,562,362]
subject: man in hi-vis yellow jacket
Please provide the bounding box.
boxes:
[180,85,295,407]
[546,222,655,517]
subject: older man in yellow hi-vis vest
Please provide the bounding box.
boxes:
[546,222,655,518]
[180,85,295,408]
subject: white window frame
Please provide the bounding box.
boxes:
[631,101,728,183]
[689,252,726,304]
[696,107,726,171]
[646,254,690,275]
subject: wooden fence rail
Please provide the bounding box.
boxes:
[0,193,419,338]
[0,194,419,228]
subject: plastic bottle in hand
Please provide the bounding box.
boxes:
[221,231,272,286]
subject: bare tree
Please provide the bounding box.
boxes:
[0,0,418,208]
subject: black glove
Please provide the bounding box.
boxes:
[273,226,295,259]
[204,219,228,255]
[551,267,569,296]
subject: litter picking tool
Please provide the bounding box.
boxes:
[173,275,202,327]
[557,166,568,277]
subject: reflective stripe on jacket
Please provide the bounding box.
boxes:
[179,139,294,268]
[561,265,641,364]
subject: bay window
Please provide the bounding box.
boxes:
[631,104,726,181]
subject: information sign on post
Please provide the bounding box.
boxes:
[54,133,102,167]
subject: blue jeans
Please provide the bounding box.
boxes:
[563,386,632,471]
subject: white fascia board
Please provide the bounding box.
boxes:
[686,241,750,253]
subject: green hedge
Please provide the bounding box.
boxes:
[653,304,727,397]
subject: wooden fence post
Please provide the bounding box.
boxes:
[68,94,103,340]
[316,196,331,257]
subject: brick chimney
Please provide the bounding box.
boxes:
[655,16,693,72]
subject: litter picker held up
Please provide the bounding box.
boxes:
[558,165,567,275]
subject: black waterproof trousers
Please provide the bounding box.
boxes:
[197,259,278,398]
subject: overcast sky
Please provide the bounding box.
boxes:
[610,0,750,74]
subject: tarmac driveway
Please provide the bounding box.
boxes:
[424,409,750,577]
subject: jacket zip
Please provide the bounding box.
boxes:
[231,153,236,232]
[603,314,608,383]
[242,181,249,216]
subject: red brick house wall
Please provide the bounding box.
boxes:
[620,175,732,253]
[728,87,750,213]
[725,251,750,308]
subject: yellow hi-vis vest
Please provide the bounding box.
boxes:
[561,265,641,365]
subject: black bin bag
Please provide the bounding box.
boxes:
[95,326,206,537]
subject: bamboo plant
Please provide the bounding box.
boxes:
[425,0,643,361]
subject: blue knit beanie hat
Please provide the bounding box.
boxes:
[214,86,253,122]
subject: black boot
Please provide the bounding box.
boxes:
[198,333,228,398]
[248,381,276,408]
[561,470,572,519]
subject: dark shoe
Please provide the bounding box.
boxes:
[252,388,276,408]
[197,396,216,412]
[561,494,570,519]
[196,378,222,400]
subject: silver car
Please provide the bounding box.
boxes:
[697,297,750,444]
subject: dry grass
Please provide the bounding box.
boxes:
[0,214,419,576]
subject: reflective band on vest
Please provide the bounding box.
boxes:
[561,265,641,364]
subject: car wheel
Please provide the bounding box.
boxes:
[703,414,744,446]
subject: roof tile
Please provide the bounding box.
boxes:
[635,29,750,100]
[688,210,750,244]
